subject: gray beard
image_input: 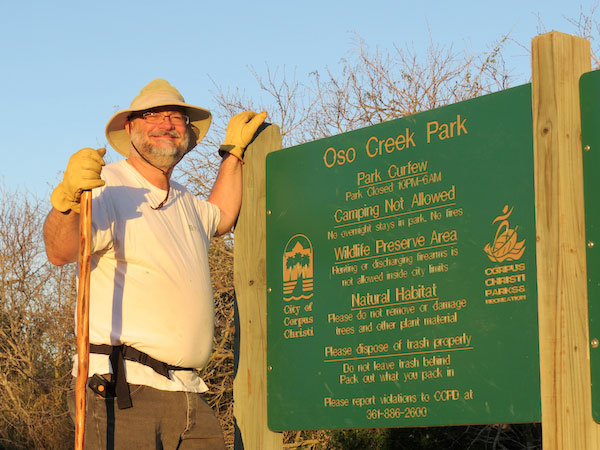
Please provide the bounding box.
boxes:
[130,126,190,170]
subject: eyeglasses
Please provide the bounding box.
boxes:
[132,111,190,126]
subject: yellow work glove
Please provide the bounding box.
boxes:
[51,147,106,213]
[218,111,268,161]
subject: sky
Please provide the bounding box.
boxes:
[1,0,597,200]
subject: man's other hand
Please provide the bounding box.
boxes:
[51,147,106,213]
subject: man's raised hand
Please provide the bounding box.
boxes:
[218,111,267,161]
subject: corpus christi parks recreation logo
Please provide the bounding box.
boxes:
[484,205,526,263]
[283,234,314,301]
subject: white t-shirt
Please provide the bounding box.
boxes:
[74,159,220,393]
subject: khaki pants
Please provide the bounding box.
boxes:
[68,377,226,450]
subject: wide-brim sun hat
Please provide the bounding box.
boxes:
[105,78,211,157]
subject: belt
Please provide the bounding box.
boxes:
[90,344,194,409]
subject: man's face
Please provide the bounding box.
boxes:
[128,106,191,170]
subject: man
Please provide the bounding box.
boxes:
[43,79,266,449]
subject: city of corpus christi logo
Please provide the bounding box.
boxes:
[484,205,526,263]
[283,234,314,301]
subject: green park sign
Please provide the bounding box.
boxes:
[581,69,600,423]
[265,84,541,430]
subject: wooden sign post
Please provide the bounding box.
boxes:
[233,124,283,450]
[532,31,600,449]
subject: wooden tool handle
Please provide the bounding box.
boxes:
[75,191,92,450]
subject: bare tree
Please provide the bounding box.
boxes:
[302,33,514,142]
[565,1,600,67]
[0,188,76,450]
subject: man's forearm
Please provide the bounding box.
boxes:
[43,208,80,265]
[208,154,243,236]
